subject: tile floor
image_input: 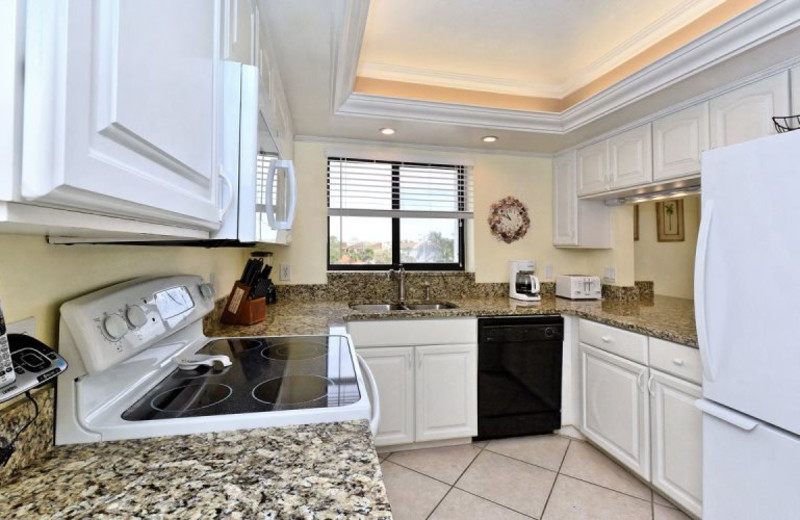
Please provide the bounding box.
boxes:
[378,434,693,520]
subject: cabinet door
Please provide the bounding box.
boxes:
[650,370,703,517]
[608,124,652,189]
[653,104,709,181]
[223,0,255,65]
[580,343,650,479]
[358,347,415,447]
[553,151,577,246]
[577,141,609,196]
[710,72,790,148]
[22,1,223,231]
[416,343,478,442]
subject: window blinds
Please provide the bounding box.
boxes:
[327,158,474,219]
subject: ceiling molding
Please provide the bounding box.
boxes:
[357,61,565,98]
[559,0,726,96]
[330,0,370,112]
[332,0,800,135]
[294,134,554,158]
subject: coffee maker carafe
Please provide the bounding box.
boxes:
[509,260,542,302]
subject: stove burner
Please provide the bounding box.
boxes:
[150,383,232,413]
[206,338,263,353]
[260,340,328,361]
[252,375,332,405]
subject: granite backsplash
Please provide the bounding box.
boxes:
[0,386,54,485]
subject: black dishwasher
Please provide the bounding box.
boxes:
[477,315,563,439]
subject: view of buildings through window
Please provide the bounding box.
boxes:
[327,159,466,269]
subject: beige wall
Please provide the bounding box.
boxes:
[634,195,700,299]
[0,234,247,347]
[267,140,606,284]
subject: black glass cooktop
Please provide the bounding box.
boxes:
[122,335,360,421]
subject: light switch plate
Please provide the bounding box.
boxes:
[545,265,554,280]
[603,267,616,283]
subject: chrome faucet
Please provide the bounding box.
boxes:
[391,264,406,301]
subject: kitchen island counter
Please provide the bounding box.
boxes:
[208,295,697,348]
[0,420,391,519]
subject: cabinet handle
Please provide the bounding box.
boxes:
[636,372,644,391]
[601,335,612,343]
[647,375,654,395]
[672,358,685,366]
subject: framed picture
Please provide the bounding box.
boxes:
[656,199,685,242]
[633,205,639,241]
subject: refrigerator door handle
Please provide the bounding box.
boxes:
[696,399,759,431]
[694,200,716,382]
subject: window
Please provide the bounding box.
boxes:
[327,157,473,270]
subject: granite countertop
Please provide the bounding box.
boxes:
[0,420,391,519]
[209,295,697,348]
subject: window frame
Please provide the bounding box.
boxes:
[327,158,467,272]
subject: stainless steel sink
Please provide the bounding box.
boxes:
[349,303,408,312]
[348,301,459,312]
[404,302,459,310]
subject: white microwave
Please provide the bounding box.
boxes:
[216,62,296,245]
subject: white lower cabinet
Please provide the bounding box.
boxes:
[357,346,415,446]
[579,319,703,517]
[580,342,650,479]
[415,344,478,442]
[649,369,703,517]
[357,341,478,447]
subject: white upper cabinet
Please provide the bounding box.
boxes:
[608,124,653,190]
[223,0,257,65]
[577,141,609,196]
[22,1,225,232]
[710,72,790,148]
[553,151,611,248]
[791,65,800,116]
[653,104,709,181]
[553,152,577,245]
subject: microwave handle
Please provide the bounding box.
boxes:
[218,170,234,221]
[265,160,296,230]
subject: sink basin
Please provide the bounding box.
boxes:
[403,302,459,310]
[349,303,407,312]
[348,301,459,312]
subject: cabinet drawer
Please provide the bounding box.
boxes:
[649,338,702,384]
[579,319,648,364]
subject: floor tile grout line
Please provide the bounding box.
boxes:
[540,439,571,520]
[452,487,537,519]
[481,445,562,475]
[425,486,454,520]
[380,458,455,488]
[426,442,498,520]
[557,473,654,504]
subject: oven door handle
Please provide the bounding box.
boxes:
[357,354,381,437]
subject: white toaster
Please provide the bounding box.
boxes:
[556,275,602,300]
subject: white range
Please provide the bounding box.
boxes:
[55,275,378,445]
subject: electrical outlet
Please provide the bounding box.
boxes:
[279,264,291,282]
[545,265,554,281]
[604,267,617,283]
[7,317,35,336]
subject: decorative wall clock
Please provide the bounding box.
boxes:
[488,196,530,243]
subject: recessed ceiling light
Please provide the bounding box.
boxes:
[482,136,498,143]
[380,128,396,135]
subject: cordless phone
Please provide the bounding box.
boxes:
[0,299,16,388]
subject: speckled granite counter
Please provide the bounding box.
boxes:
[208,295,697,347]
[0,421,391,519]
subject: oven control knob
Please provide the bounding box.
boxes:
[102,314,129,341]
[125,305,148,329]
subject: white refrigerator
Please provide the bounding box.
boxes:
[696,130,800,520]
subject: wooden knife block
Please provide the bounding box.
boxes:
[221,281,267,325]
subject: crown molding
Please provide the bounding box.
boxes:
[294,134,554,158]
[332,0,800,135]
[331,0,370,112]
[559,0,726,96]
[357,61,565,98]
